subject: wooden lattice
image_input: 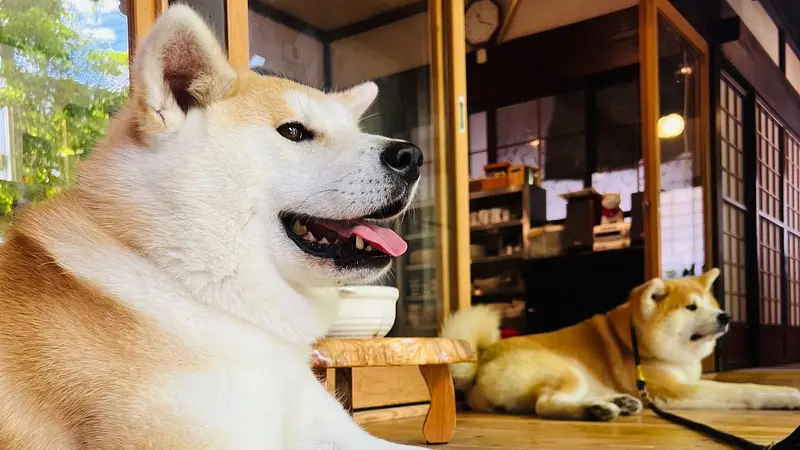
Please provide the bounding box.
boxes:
[720,79,747,323]
[757,105,782,220]
[786,131,800,327]
[759,217,782,325]
[757,103,784,326]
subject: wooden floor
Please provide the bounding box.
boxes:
[365,366,800,449]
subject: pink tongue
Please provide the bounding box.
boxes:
[320,220,408,257]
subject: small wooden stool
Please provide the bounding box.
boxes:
[311,337,476,445]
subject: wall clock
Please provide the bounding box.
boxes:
[465,0,501,48]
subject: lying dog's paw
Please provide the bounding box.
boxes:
[611,394,644,415]
[583,401,621,422]
[772,389,800,410]
[753,388,800,410]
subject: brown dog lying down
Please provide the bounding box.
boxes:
[443,269,800,421]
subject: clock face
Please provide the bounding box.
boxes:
[465,0,500,47]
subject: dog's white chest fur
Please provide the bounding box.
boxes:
[39,223,304,447]
[37,220,416,449]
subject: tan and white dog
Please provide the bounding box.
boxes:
[442,269,800,421]
[0,6,426,449]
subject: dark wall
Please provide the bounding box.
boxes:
[467,7,640,113]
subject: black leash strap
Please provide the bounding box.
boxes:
[629,321,800,449]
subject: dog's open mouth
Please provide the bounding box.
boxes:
[281,213,408,267]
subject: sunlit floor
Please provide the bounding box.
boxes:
[365,366,800,449]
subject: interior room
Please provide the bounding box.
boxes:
[1,0,799,448]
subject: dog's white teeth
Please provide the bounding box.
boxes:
[292,221,307,236]
[319,237,330,245]
[355,236,365,250]
[365,245,374,252]
[304,232,317,242]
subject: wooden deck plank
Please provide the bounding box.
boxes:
[366,410,799,449]
[365,366,800,449]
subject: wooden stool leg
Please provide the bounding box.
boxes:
[419,364,456,445]
[334,367,354,416]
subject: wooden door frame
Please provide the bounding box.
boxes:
[639,0,712,280]
[126,0,167,60]
[441,0,471,315]
[226,0,249,69]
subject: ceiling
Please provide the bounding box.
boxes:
[252,0,422,32]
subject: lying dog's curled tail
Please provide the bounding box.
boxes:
[440,305,501,391]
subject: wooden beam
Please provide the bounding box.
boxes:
[716,16,741,44]
[779,29,787,74]
[429,0,451,320]
[445,0,471,313]
[325,1,427,42]
[639,0,662,280]
[127,0,159,61]
[155,0,167,16]
[226,0,249,69]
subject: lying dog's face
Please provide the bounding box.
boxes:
[631,269,728,363]
[118,8,417,289]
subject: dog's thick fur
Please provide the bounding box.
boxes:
[0,6,425,449]
[442,269,800,421]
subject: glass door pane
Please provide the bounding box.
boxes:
[0,0,130,237]
[247,1,447,336]
[656,17,705,278]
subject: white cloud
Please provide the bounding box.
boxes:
[64,0,120,14]
[82,27,117,42]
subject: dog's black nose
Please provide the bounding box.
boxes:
[717,312,731,326]
[381,141,423,183]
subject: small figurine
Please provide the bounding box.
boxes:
[600,193,624,224]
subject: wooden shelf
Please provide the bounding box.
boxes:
[470,219,523,232]
[471,254,525,265]
[469,185,524,200]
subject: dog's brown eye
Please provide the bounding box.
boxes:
[277,123,312,142]
[686,304,698,311]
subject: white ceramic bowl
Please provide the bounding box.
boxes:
[327,286,399,338]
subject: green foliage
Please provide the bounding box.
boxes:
[0,0,128,210]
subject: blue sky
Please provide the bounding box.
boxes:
[66,0,128,52]
[61,0,129,89]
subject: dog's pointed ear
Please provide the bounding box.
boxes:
[131,5,237,137]
[335,82,378,119]
[636,277,666,318]
[697,268,720,291]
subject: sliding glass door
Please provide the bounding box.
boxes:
[639,0,711,281]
